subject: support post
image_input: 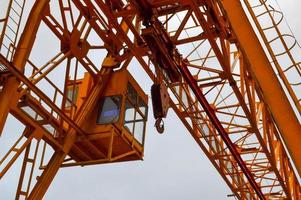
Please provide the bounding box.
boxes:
[27,71,111,199]
[0,0,50,134]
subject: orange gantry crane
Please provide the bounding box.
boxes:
[0,0,301,199]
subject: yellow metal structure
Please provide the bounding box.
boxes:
[0,0,301,199]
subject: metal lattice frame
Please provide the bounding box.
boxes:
[0,0,300,200]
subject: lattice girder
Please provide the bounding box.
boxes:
[0,0,300,200]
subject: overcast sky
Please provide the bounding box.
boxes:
[0,0,301,200]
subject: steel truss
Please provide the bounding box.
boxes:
[0,0,300,199]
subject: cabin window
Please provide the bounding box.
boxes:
[66,86,79,107]
[124,83,148,145]
[97,96,122,124]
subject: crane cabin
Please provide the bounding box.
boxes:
[64,69,148,166]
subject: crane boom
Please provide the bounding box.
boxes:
[0,0,300,199]
[221,0,301,178]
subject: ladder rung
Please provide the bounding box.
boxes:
[13,0,23,9]
[6,24,17,35]
[19,191,27,196]
[1,43,10,50]
[4,33,14,43]
[12,148,19,152]
[63,7,71,11]
[8,15,19,25]
[26,158,34,163]
[10,6,22,17]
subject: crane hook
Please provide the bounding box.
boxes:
[155,118,164,134]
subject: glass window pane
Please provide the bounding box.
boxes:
[66,86,79,107]
[125,101,135,122]
[127,83,137,104]
[124,83,148,146]
[138,97,147,117]
[124,122,134,134]
[97,96,121,124]
[124,100,135,135]
[135,111,143,120]
[134,121,144,144]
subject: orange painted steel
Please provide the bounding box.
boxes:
[0,0,301,200]
[221,0,301,178]
[242,0,301,116]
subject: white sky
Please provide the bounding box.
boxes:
[0,0,300,199]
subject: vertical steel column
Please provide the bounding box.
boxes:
[27,133,76,200]
[0,0,50,134]
[27,70,112,199]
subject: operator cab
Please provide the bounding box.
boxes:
[65,69,148,165]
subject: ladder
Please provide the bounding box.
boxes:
[0,0,26,62]
[243,0,301,115]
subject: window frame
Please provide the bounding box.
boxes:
[123,83,148,146]
[65,85,79,108]
[96,95,123,125]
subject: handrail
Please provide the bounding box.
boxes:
[0,0,26,61]
[243,0,301,116]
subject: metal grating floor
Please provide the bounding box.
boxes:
[0,63,8,72]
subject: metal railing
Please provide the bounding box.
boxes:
[0,0,25,61]
[243,0,301,117]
